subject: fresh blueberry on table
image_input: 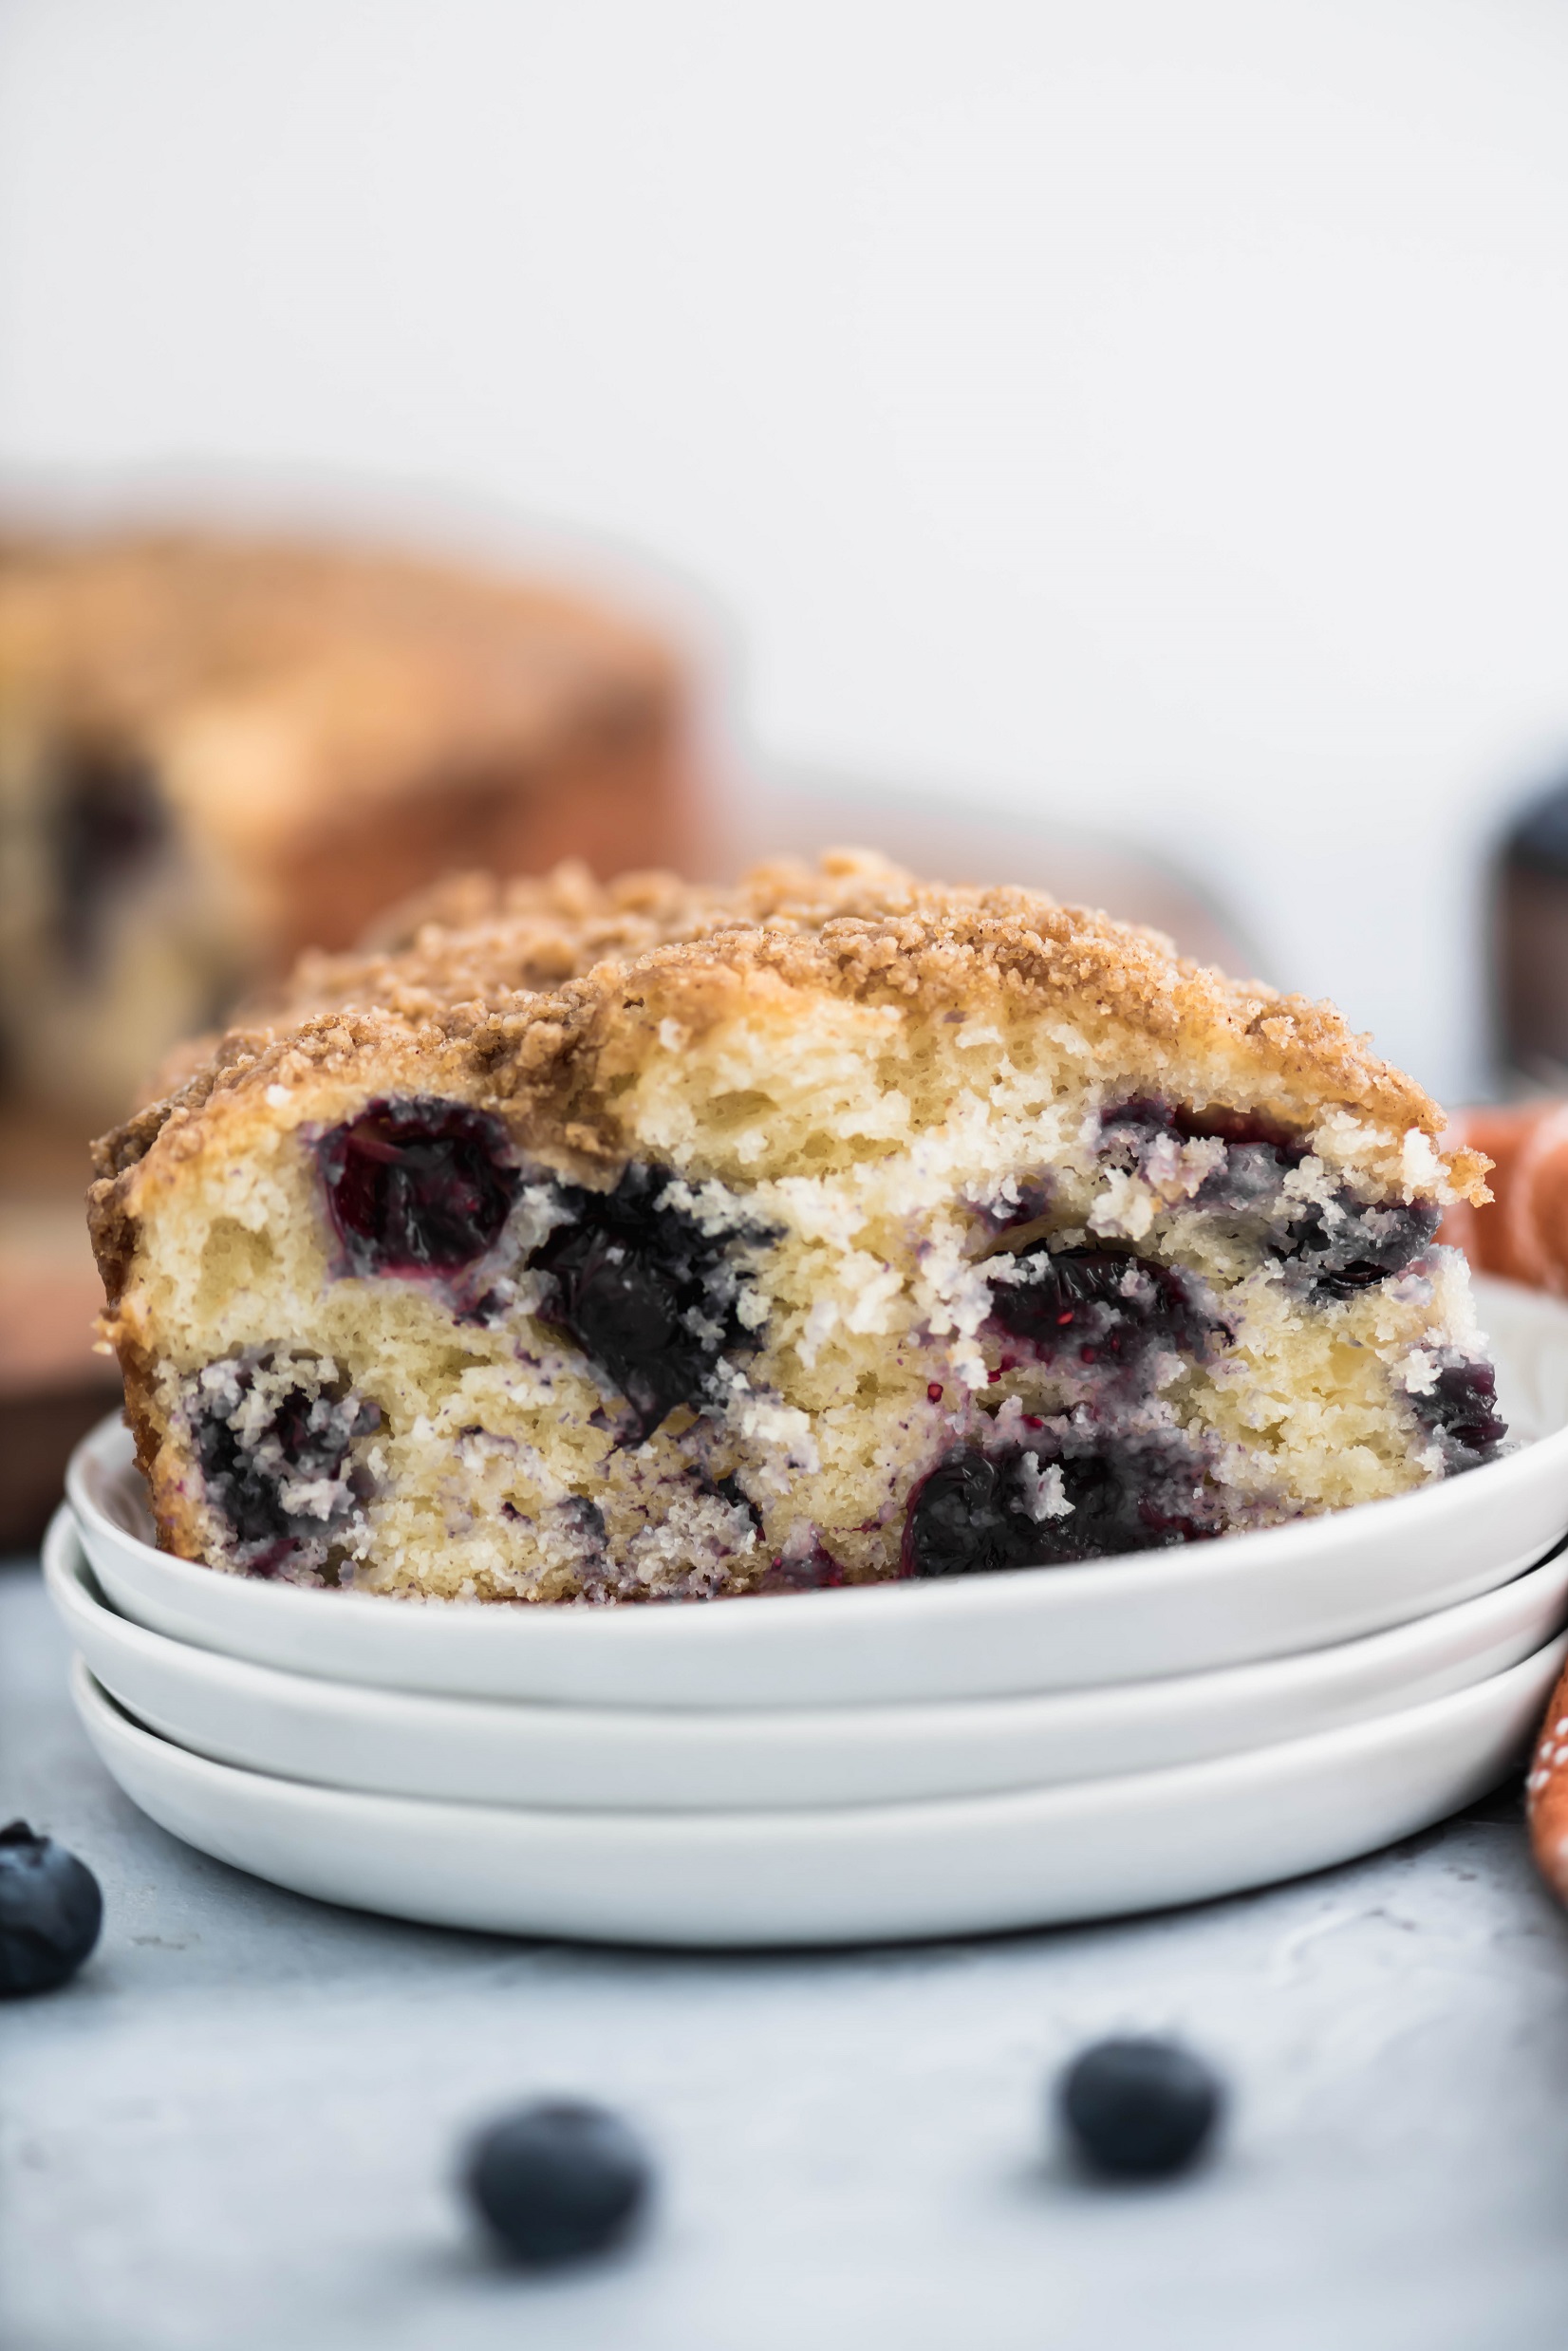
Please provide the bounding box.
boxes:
[0,1820,103,1997]
[463,2099,651,2267]
[1057,2036,1223,2178]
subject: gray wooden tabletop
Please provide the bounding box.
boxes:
[5,1555,1568,2351]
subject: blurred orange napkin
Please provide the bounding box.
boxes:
[1445,1103,1568,1899]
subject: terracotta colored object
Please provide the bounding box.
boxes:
[1446,1098,1568,1904]
[1528,1654,1568,1900]
[1441,1102,1568,1294]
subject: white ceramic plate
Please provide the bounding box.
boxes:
[66,1278,1568,1711]
[70,1638,1565,1947]
[44,1507,1568,1811]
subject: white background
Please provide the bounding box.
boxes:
[4,0,1568,1100]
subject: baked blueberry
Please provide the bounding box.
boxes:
[0,1821,103,1997]
[1099,1099,1440,1299]
[93,857,1508,1604]
[1284,1193,1441,1297]
[1417,1360,1508,1462]
[901,1438,1209,1577]
[319,1097,521,1278]
[1172,1103,1305,1155]
[1102,1096,1306,1165]
[900,1448,1032,1578]
[532,1162,770,1439]
[1058,2037,1223,2178]
[463,2099,650,2266]
[987,1242,1210,1367]
[190,1356,379,1577]
[757,1534,846,1591]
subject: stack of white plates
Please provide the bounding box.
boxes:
[47,1276,1568,1949]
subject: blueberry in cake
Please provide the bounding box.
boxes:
[0,529,693,1122]
[87,853,1505,1600]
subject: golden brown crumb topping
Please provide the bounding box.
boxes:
[92,850,1488,1209]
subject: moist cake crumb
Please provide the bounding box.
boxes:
[87,851,1503,1600]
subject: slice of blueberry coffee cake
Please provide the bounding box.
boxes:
[86,852,1506,1600]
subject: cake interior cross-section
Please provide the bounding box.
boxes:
[86,856,1506,1603]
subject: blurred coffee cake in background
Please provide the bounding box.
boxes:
[0,522,700,1545]
[0,526,698,1127]
[0,522,1257,1551]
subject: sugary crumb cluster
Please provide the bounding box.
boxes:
[88,852,1503,1602]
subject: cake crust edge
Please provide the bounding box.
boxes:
[88,858,1492,1222]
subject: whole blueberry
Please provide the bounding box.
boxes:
[0,1820,103,1997]
[1058,2037,1223,2178]
[318,1097,520,1278]
[464,2099,650,2267]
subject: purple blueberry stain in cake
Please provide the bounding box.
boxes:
[900,1426,1215,1577]
[1413,1358,1508,1467]
[985,1242,1216,1370]
[1173,1104,1306,1155]
[1100,1095,1307,1161]
[934,1099,1463,1574]
[318,1097,522,1281]
[187,1353,380,1578]
[1090,1096,1442,1301]
[1280,1195,1442,1297]
[1094,1097,1308,1234]
[756,1528,845,1593]
[529,1162,775,1441]
[1093,1096,1261,1178]
[900,1447,1029,1577]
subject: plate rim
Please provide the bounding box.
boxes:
[69,1632,1564,1839]
[47,1501,1568,1810]
[70,1633,1561,1943]
[45,1502,1568,1740]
